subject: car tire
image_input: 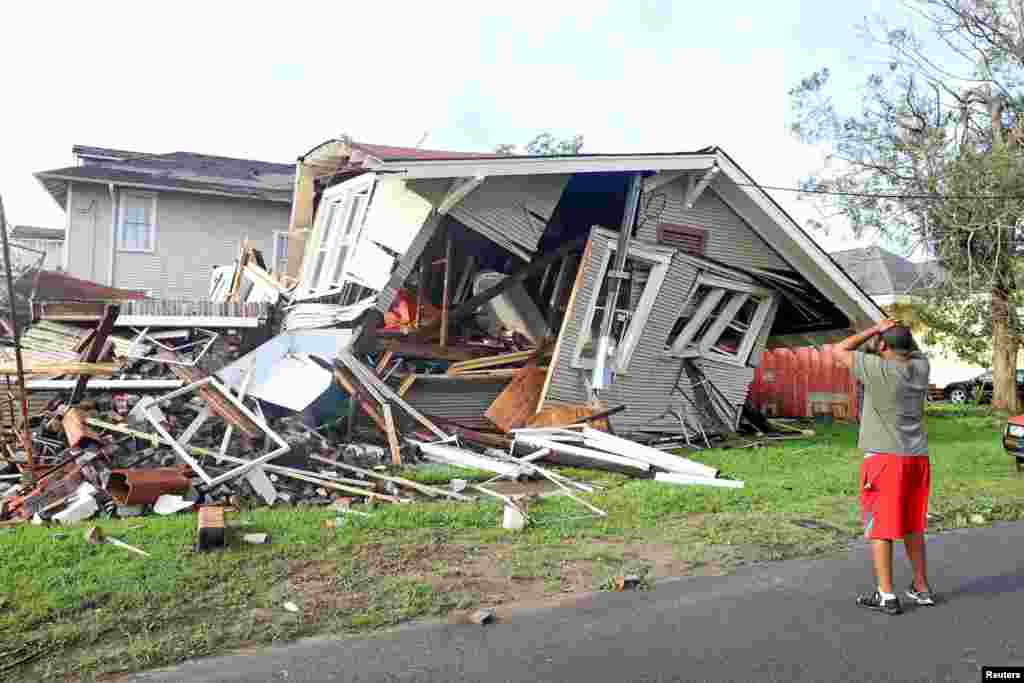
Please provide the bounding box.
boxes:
[949,387,968,404]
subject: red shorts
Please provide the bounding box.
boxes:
[859,453,931,540]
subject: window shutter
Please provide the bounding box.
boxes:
[657,223,707,256]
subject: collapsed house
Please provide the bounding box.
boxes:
[0,140,883,532]
[277,141,882,445]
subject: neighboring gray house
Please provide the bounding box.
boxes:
[830,246,939,307]
[7,225,64,271]
[34,145,293,299]
[831,245,988,387]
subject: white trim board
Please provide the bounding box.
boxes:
[367,154,718,179]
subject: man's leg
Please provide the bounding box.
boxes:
[903,532,929,592]
[870,539,894,594]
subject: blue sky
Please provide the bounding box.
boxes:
[0,0,916,253]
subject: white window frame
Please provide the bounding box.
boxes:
[571,229,673,374]
[665,273,776,366]
[300,176,374,293]
[272,230,289,275]
[116,191,157,253]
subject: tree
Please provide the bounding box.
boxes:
[494,132,584,155]
[789,0,1024,411]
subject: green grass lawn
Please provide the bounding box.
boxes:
[4,408,1024,681]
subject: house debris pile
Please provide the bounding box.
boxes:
[1,140,883,535]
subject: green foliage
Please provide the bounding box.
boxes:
[788,1,1024,383]
[6,417,1024,680]
[493,132,584,156]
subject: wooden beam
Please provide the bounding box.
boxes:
[309,454,474,501]
[437,175,486,215]
[374,350,394,376]
[441,229,452,348]
[453,254,477,305]
[428,235,587,332]
[447,349,539,375]
[333,367,389,434]
[382,404,402,466]
[71,304,119,404]
[0,362,118,376]
[375,338,493,362]
[397,374,417,398]
[684,166,720,209]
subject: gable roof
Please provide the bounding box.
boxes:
[35,145,295,209]
[351,145,884,328]
[830,246,936,295]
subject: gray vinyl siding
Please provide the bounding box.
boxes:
[111,192,288,299]
[65,186,288,298]
[448,174,570,259]
[66,182,113,284]
[636,177,789,272]
[543,229,758,435]
[400,377,510,428]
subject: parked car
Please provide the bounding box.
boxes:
[945,369,1024,404]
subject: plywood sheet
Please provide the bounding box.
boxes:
[485,366,547,432]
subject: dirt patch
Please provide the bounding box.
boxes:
[280,529,730,625]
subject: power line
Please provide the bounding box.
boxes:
[736,181,1024,201]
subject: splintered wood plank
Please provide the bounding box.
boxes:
[446,349,537,375]
[485,366,548,432]
[398,375,418,398]
[374,350,395,376]
[526,404,611,432]
[441,230,452,348]
[71,304,120,404]
[62,407,102,448]
[382,404,402,466]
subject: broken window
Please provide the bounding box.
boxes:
[302,178,373,293]
[665,274,776,365]
[571,236,672,374]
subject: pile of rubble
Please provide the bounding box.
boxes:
[0,247,751,546]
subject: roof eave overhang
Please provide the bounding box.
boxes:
[33,172,292,205]
[709,151,884,329]
[365,153,719,179]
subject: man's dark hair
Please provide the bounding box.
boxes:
[881,325,914,352]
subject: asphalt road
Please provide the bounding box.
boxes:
[133,522,1024,683]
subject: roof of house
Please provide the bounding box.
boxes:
[35,145,296,209]
[10,225,64,241]
[343,143,886,329]
[830,246,938,295]
[17,269,147,301]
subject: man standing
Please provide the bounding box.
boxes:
[835,318,936,615]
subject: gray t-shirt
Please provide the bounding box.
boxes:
[852,350,929,456]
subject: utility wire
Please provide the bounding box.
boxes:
[735,181,1024,201]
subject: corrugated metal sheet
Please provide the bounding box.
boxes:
[376,212,441,314]
[399,376,510,428]
[448,175,570,259]
[636,177,789,272]
[748,345,860,419]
